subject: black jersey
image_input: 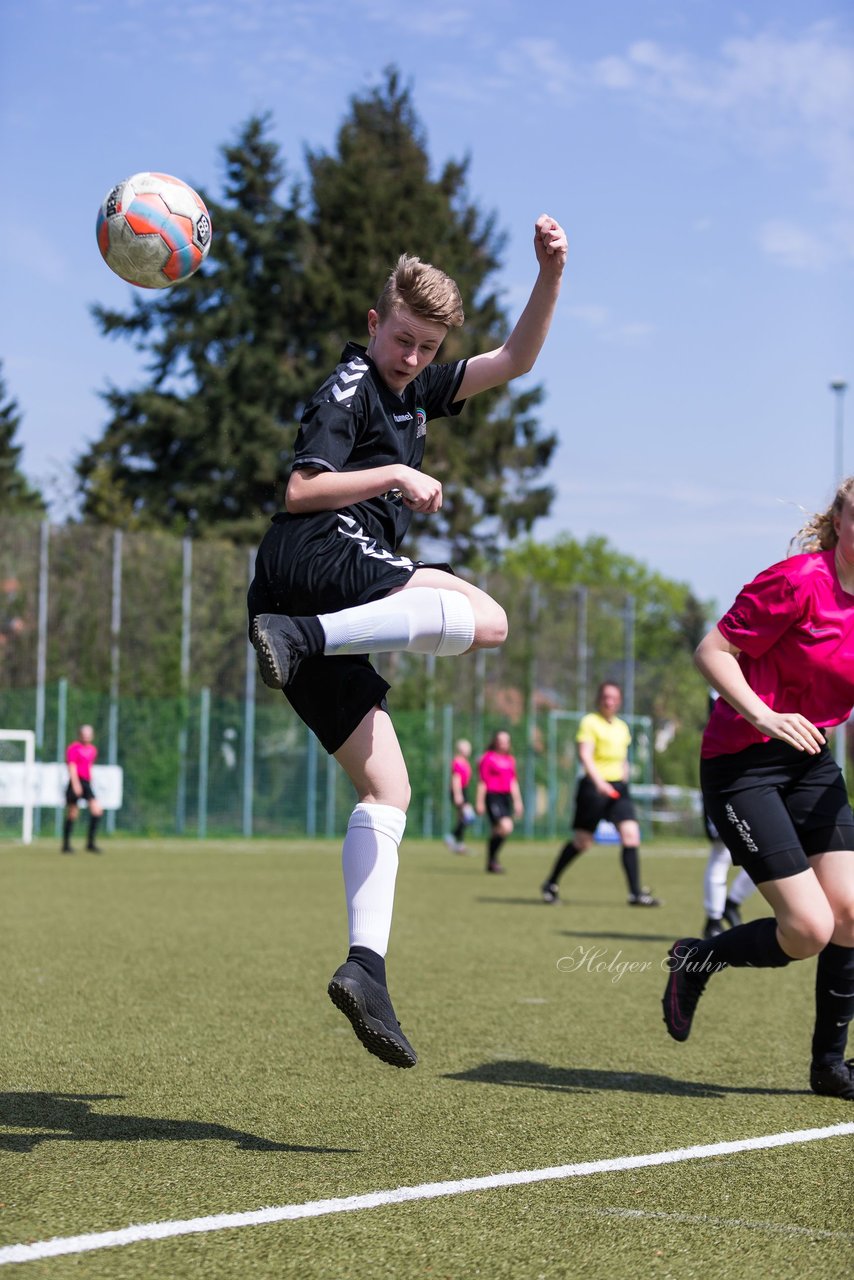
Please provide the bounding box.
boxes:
[291,342,467,550]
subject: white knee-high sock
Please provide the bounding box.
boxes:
[728,868,755,905]
[703,840,732,916]
[319,588,475,658]
[342,803,406,956]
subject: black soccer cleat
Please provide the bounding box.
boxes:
[703,916,725,939]
[327,961,417,1069]
[722,898,742,928]
[541,882,560,904]
[662,938,708,1042]
[251,614,309,690]
[628,890,661,907]
[810,1058,854,1101]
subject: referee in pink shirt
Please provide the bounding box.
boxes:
[662,479,854,1101]
[63,724,104,854]
[476,729,523,874]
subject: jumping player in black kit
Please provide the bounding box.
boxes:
[249,215,568,1069]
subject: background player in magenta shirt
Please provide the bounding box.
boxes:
[662,479,854,1101]
[445,738,474,854]
[63,724,103,854]
[476,729,523,874]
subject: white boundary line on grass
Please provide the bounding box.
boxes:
[1,1122,851,1266]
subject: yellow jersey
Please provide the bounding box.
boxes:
[576,712,631,782]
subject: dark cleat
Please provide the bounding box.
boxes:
[541,882,560,904]
[722,898,743,928]
[327,962,417,1069]
[810,1058,854,1100]
[628,890,661,907]
[662,938,710,1042]
[251,614,309,690]
[703,916,725,939]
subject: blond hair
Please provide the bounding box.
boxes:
[375,254,464,328]
[791,477,854,552]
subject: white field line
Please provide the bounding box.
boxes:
[1,1122,851,1267]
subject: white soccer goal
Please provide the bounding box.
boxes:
[0,729,36,844]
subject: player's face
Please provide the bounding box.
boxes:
[598,685,622,718]
[366,305,448,394]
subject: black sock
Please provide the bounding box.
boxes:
[292,615,325,655]
[812,943,854,1067]
[696,917,792,969]
[62,818,74,848]
[87,816,100,847]
[347,945,387,987]
[488,835,505,864]
[453,818,466,842]
[547,841,581,885]
[621,845,641,897]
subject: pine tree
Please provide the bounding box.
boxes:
[0,362,45,515]
[303,69,556,563]
[78,115,312,541]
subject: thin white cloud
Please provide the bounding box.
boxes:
[569,304,655,345]
[757,219,832,270]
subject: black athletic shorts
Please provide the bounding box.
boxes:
[572,776,636,832]
[485,792,514,825]
[66,779,95,805]
[700,738,854,884]
[248,512,452,755]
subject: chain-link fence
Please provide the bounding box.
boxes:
[1,518,707,841]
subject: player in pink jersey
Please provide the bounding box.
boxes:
[476,729,523,873]
[662,479,854,1100]
[445,738,474,854]
[62,724,104,854]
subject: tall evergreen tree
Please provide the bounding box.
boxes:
[303,69,557,563]
[0,362,45,515]
[78,115,311,541]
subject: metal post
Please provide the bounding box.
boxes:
[423,653,436,838]
[524,584,539,836]
[107,529,122,835]
[325,752,337,837]
[54,676,67,839]
[175,537,192,834]
[576,585,588,714]
[33,520,49,836]
[243,547,257,838]
[306,729,317,837]
[441,703,454,841]
[623,593,636,722]
[197,687,210,838]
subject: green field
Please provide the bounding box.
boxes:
[1,837,852,1278]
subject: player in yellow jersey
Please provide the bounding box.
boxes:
[541,682,660,906]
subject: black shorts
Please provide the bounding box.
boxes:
[701,738,854,884]
[572,776,636,832]
[485,792,514,825]
[248,512,451,755]
[66,779,95,806]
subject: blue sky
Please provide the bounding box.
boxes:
[1,0,852,611]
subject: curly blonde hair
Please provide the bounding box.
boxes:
[375,254,464,328]
[791,477,854,552]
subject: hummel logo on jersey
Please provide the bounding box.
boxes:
[331,358,368,404]
[393,412,413,423]
[337,515,414,568]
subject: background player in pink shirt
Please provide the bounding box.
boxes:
[445,738,474,854]
[662,479,854,1100]
[63,724,104,854]
[476,729,523,874]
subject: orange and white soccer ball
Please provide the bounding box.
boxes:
[96,172,212,289]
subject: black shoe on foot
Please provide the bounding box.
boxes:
[61,846,74,855]
[251,613,310,690]
[541,882,559,904]
[810,1058,854,1100]
[703,916,725,939]
[327,962,417,1069]
[87,844,102,854]
[486,861,506,874]
[722,897,742,928]
[662,938,708,1042]
[628,889,661,907]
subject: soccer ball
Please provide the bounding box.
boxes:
[96,172,212,289]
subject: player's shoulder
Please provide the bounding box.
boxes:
[311,343,373,410]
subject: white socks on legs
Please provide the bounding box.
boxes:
[342,803,406,956]
[703,839,732,916]
[319,588,475,658]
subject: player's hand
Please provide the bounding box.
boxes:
[754,710,824,754]
[534,214,567,273]
[398,466,443,514]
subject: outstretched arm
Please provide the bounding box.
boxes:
[454,214,567,402]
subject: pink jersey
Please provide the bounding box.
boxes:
[479,750,517,793]
[702,549,854,758]
[451,757,472,790]
[66,741,98,780]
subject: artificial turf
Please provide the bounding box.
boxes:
[1,836,852,1278]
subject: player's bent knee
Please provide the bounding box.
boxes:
[781,917,835,959]
[473,601,508,649]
